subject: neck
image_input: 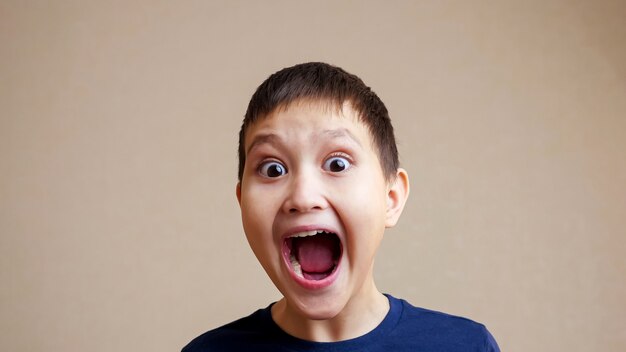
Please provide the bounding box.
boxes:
[271,279,389,342]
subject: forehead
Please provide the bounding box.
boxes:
[244,100,373,150]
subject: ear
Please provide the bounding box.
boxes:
[385,168,410,228]
[236,182,242,206]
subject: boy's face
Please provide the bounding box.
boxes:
[237,101,406,320]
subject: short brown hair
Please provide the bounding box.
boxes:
[238,62,399,181]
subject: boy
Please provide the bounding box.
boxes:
[183,62,500,351]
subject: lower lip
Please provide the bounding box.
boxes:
[281,240,341,290]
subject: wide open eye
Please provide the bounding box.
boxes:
[259,161,287,178]
[322,156,351,173]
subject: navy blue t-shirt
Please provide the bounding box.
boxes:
[183,294,500,351]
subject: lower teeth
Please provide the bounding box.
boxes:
[290,254,303,278]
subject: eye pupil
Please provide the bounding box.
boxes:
[267,164,284,177]
[330,159,346,172]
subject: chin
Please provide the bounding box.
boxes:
[288,292,347,321]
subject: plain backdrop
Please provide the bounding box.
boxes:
[1,1,625,351]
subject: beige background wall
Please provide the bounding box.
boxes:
[1,1,625,351]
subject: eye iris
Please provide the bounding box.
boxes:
[267,164,284,177]
[330,158,346,172]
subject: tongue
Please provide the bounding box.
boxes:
[295,233,337,273]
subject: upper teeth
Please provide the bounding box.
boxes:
[291,230,326,238]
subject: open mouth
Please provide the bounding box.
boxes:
[284,230,342,281]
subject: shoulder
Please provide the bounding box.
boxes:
[388,295,500,351]
[181,308,273,352]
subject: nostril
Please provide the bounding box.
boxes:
[288,204,323,214]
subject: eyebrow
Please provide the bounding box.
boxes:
[246,128,363,155]
[246,133,281,155]
[321,128,362,148]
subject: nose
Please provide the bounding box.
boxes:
[282,168,329,214]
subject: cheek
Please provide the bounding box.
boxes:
[241,182,278,217]
[335,178,388,249]
[240,186,276,245]
[343,176,388,218]
[240,197,279,275]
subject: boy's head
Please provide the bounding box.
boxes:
[238,62,399,183]
[235,62,409,325]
